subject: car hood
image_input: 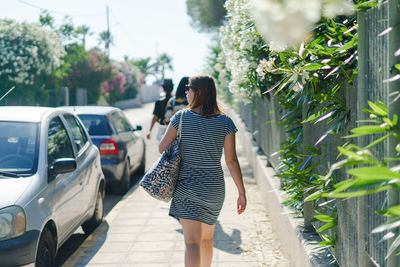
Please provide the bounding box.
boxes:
[0,178,32,208]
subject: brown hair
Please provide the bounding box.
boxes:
[189,75,221,116]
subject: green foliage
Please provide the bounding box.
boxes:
[186,0,227,33]
[62,45,112,105]
[0,19,65,105]
[317,101,400,256]
[209,0,398,260]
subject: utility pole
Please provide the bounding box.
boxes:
[106,5,110,58]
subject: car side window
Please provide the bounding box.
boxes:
[63,114,88,153]
[119,113,133,131]
[48,117,74,165]
[110,112,128,134]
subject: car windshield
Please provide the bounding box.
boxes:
[78,114,111,136]
[0,121,38,176]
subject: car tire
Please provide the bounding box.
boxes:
[114,160,131,195]
[137,151,146,175]
[35,228,56,267]
[82,186,104,234]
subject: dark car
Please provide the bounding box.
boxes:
[65,106,146,194]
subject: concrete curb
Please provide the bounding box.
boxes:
[226,106,337,267]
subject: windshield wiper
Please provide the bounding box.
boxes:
[0,171,20,178]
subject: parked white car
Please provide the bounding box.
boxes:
[0,106,105,267]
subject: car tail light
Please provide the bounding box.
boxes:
[99,138,119,155]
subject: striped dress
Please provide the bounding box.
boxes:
[168,109,237,225]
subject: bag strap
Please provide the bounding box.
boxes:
[177,110,184,141]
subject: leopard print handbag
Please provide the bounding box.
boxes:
[140,110,184,202]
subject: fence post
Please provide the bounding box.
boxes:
[387,1,400,267]
[76,88,87,105]
[357,9,379,267]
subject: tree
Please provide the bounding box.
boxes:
[98,30,113,56]
[0,19,65,105]
[186,0,227,33]
[75,25,92,49]
[64,46,112,105]
[126,56,152,76]
[149,53,174,81]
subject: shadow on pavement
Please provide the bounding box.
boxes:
[56,173,143,265]
[68,221,110,266]
[175,221,243,255]
[56,232,87,266]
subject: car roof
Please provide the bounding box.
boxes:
[62,106,121,115]
[0,106,59,122]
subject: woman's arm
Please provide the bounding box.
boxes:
[224,132,246,214]
[146,115,159,140]
[159,123,178,153]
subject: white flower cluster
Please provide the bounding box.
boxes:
[0,20,66,86]
[256,57,275,79]
[220,0,263,101]
[249,0,354,49]
[289,66,310,92]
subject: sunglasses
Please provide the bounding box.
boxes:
[185,84,197,92]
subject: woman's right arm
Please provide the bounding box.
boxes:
[224,132,246,214]
[147,115,158,140]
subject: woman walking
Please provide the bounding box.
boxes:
[159,75,246,267]
[147,78,173,141]
[164,76,189,123]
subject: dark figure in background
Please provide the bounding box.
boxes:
[164,76,189,124]
[147,78,173,141]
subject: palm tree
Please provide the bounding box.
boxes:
[76,25,92,49]
[98,30,114,57]
[150,53,173,81]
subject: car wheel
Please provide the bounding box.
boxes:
[36,228,56,267]
[114,160,131,195]
[82,186,104,234]
[137,151,146,175]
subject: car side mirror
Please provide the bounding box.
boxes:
[48,158,77,182]
[134,125,142,131]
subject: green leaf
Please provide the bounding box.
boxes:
[319,241,334,246]
[383,205,400,217]
[301,63,324,71]
[364,133,392,149]
[349,125,390,136]
[361,108,384,117]
[326,185,391,198]
[314,214,335,222]
[305,191,323,201]
[368,101,388,116]
[337,146,365,160]
[395,64,400,71]
[387,234,400,259]
[332,179,357,192]
[334,37,357,52]
[354,0,378,11]
[317,222,336,232]
[347,167,400,180]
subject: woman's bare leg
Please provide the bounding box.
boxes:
[200,223,216,267]
[180,218,202,267]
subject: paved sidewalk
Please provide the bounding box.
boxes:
[64,141,290,267]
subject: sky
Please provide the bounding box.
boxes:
[1,0,214,86]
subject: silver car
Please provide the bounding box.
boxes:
[0,106,105,267]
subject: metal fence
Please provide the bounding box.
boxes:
[234,1,400,266]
